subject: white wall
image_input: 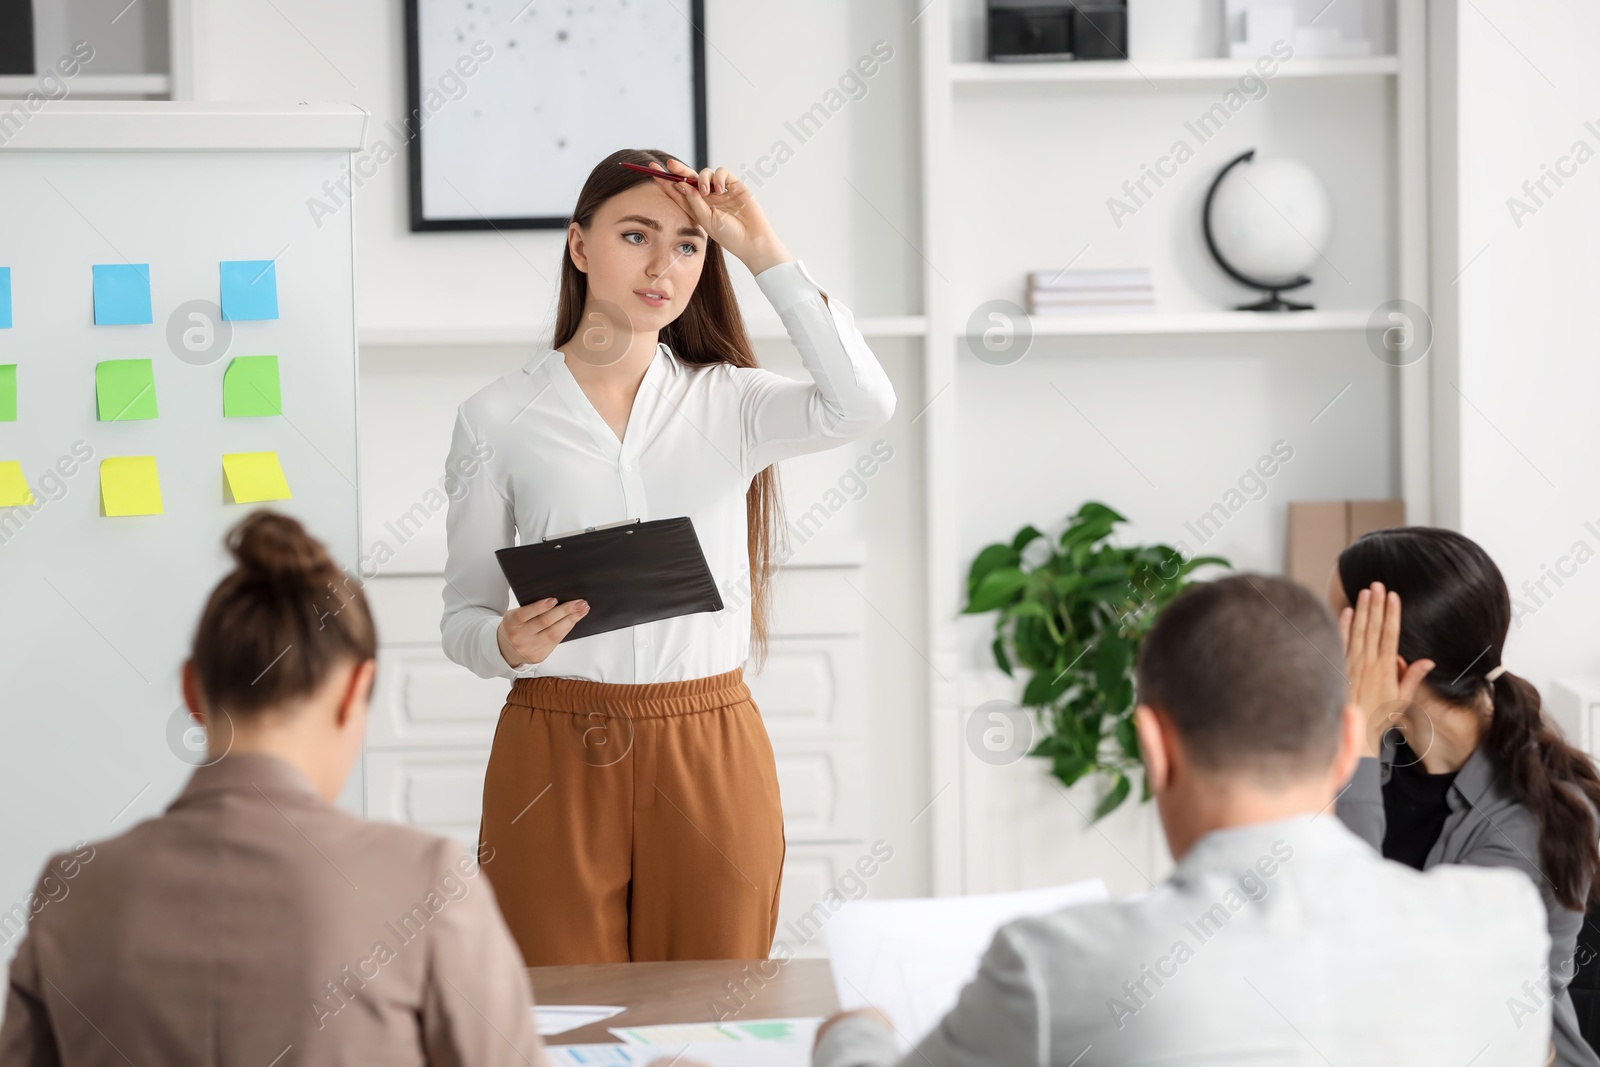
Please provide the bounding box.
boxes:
[1434,0,1600,688]
[184,0,933,899]
[186,0,921,332]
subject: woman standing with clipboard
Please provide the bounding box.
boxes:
[440,149,896,965]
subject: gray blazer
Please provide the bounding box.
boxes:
[1337,742,1600,1067]
[814,814,1552,1067]
[0,753,547,1067]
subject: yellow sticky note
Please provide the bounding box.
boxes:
[101,456,163,516]
[0,461,35,506]
[222,451,291,504]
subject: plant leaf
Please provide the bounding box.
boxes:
[1092,771,1131,821]
[966,543,1021,597]
[965,567,1028,613]
[1094,636,1132,696]
[1021,668,1068,707]
[1011,524,1045,553]
[1114,715,1140,761]
[991,634,1012,676]
[1075,501,1128,525]
[1054,754,1093,786]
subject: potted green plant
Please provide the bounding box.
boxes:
[963,502,1227,819]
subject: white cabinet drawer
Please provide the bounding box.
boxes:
[747,636,864,736]
[769,565,865,637]
[366,747,491,850]
[364,575,468,646]
[773,739,868,841]
[1551,677,1600,756]
[369,646,507,748]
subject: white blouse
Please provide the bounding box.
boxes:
[439,258,897,684]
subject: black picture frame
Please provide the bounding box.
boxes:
[404,0,708,232]
[0,0,35,75]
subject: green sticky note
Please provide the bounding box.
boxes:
[0,365,14,422]
[96,359,158,421]
[223,355,281,417]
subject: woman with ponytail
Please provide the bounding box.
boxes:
[0,511,547,1067]
[1333,526,1600,1067]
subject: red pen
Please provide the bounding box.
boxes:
[619,160,701,188]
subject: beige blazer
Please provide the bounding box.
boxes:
[0,753,547,1067]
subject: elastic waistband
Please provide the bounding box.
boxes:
[506,667,750,719]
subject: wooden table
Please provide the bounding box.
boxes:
[527,958,840,1044]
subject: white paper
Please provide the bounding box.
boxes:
[822,879,1108,1048]
[535,1005,626,1037]
[610,1017,820,1046]
[545,1042,807,1067]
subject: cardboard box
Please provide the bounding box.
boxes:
[1286,499,1406,593]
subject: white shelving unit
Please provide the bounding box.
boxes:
[0,74,171,97]
[360,315,930,348]
[976,309,1370,336]
[919,2,1432,896]
[0,0,191,101]
[950,55,1399,83]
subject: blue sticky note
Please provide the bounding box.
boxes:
[92,263,152,326]
[0,268,11,329]
[220,260,280,321]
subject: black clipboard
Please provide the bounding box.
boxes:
[494,516,725,642]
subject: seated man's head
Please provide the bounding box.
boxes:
[1133,573,1361,857]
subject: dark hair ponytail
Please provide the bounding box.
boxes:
[191,509,376,716]
[1338,526,1600,910]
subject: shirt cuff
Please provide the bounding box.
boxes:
[479,616,534,679]
[753,258,827,317]
[813,1015,900,1067]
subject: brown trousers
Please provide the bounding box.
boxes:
[478,668,786,965]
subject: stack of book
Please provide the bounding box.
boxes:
[1026,268,1155,316]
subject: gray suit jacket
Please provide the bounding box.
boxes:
[0,753,546,1067]
[1337,742,1599,1067]
[815,815,1552,1067]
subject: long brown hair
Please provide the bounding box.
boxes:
[553,147,783,665]
[191,510,376,715]
[1338,526,1600,910]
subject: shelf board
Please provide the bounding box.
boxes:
[962,309,1370,337]
[360,315,928,348]
[0,74,172,98]
[950,56,1397,86]
[751,314,926,341]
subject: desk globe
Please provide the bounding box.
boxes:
[1202,150,1333,311]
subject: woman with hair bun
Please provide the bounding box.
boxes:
[0,510,549,1067]
[1333,526,1600,1067]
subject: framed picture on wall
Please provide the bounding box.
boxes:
[0,0,34,75]
[405,0,708,231]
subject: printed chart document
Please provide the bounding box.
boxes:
[544,1016,822,1066]
[823,879,1109,1048]
[545,1042,807,1066]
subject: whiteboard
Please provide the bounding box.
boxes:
[0,104,365,917]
